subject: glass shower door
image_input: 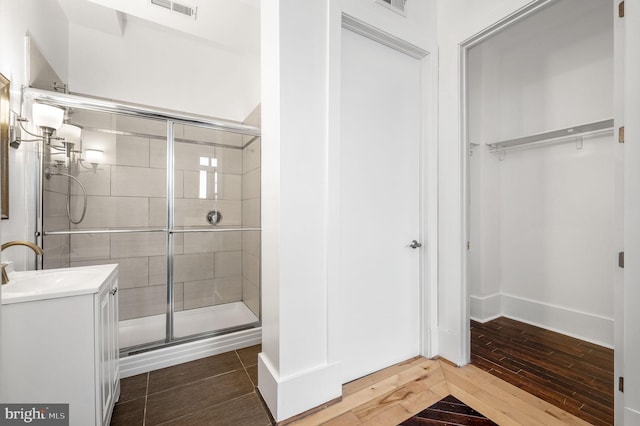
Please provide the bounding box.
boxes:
[170,123,260,339]
[39,93,261,354]
[42,109,169,349]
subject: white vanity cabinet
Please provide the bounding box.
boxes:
[1,264,120,426]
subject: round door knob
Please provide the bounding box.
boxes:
[409,240,422,249]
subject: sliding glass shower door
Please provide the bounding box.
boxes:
[39,95,261,354]
[170,123,260,339]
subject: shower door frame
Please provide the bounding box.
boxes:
[26,87,262,354]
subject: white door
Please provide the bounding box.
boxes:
[339,28,422,383]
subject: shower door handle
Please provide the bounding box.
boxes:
[409,240,422,249]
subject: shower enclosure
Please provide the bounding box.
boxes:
[30,89,261,355]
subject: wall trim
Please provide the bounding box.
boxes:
[501,293,613,348]
[626,408,640,424]
[119,328,261,378]
[469,292,501,323]
[258,354,342,422]
[341,13,428,59]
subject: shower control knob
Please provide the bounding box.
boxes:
[409,240,422,249]
[207,210,222,225]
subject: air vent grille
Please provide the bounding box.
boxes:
[151,0,171,9]
[150,0,197,19]
[376,0,407,14]
[172,2,195,17]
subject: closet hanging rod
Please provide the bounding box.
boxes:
[486,119,614,150]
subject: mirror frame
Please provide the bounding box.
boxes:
[1,72,9,219]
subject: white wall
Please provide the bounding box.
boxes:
[258,1,340,421]
[84,0,260,56]
[496,137,615,345]
[438,0,533,366]
[468,145,502,321]
[0,0,68,397]
[258,0,436,421]
[469,0,612,143]
[0,0,70,269]
[68,16,260,122]
[467,0,615,347]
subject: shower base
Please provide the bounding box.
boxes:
[118,301,261,377]
[119,301,259,349]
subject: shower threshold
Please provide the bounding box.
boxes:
[119,301,259,350]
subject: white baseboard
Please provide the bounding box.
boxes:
[501,293,614,348]
[119,327,262,378]
[258,353,342,422]
[438,328,465,366]
[469,293,501,322]
[468,292,614,347]
[625,407,640,425]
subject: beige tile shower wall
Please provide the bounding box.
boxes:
[240,104,260,318]
[172,124,245,313]
[43,145,72,268]
[62,116,245,321]
[242,137,261,318]
[43,190,71,269]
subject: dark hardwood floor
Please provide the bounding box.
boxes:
[400,395,498,426]
[471,317,614,426]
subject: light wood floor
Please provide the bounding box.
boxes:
[288,356,591,426]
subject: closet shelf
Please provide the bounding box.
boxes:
[485,119,614,151]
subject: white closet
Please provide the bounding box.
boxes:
[468,0,615,347]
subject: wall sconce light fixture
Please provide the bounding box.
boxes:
[83,149,104,172]
[11,103,65,148]
[10,102,104,225]
[11,103,103,175]
[32,103,64,134]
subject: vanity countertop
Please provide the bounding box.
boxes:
[1,264,118,305]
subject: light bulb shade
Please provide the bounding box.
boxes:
[84,149,104,164]
[57,124,82,144]
[33,103,64,130]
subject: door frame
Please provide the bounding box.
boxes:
[459,0,555,364]
[459,0,623,420]
[459,0,554,365]
[327,13,439,367]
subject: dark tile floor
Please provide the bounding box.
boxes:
[111,345,273,426]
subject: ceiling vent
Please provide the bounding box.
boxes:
[376,0,407,15]
[150,0,198,19]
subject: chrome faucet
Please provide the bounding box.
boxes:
[1,241,44,285]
